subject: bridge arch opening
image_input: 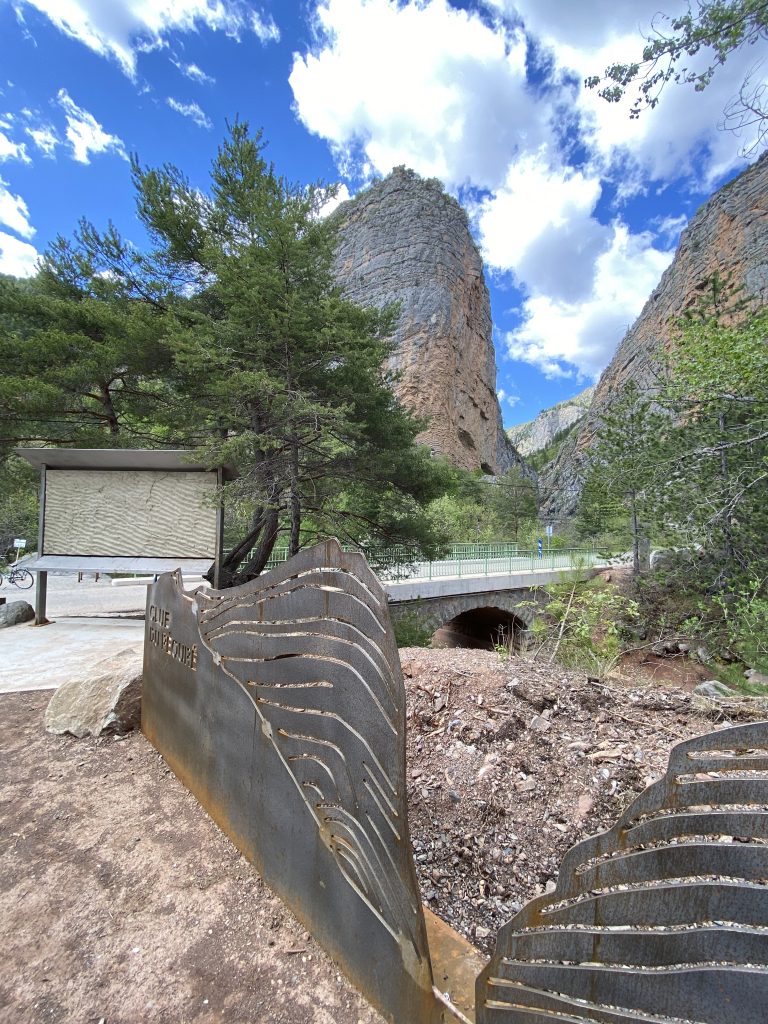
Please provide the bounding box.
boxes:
[433,606,527,651]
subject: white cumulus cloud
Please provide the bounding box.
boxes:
[494,0,766,186]
[57,89,127,164]
[290,0,554,190]
[251,10,280,43]
[25,123,59,157]
[172,60,216,85]
[477,155,608,303]
[0,231,39,276]
[15,0,279,77]
[167,97,213,129]
[0,129,30,163]
[291,0,754,381]
[502,223,674,379]
[0,179,35,239]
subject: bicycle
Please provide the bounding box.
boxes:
[0,565,34,589]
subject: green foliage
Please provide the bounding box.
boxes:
[681,574,768,673]
[529,576,640,678]
[0,261,176,448]
[578,381,668,574]
[485,467,539,539]
[0,123,456,586]
[656,294,768,584]
[425,464,539,544]
[586,1,768,152]
[392,608,433,648]
[0,454,37,562]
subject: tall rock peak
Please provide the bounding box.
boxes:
[333,168,520,475]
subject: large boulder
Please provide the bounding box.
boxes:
[45,647,143,738]
[0,600,34,629]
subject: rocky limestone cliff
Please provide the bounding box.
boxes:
[541,153,768,517]
[507,385,594,458]
[333,167,520,475]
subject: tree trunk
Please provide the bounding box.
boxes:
[631,497,640,577]
[232,505,280,585]
[288,439,301,558]
[719,410,734,572]
[214,504,281,589]
[99,383,120,435]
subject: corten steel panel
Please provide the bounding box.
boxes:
[43,469,218,558]
[142,540,440,1024]
[476,721,768,1023]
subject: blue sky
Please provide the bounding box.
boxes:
[0,0,765,428]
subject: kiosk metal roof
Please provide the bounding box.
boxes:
[15,448,237,479]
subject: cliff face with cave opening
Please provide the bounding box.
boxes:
[539,153,768,517]
[333,167,521,475]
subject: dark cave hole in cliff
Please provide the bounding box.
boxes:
[433,607,526,651]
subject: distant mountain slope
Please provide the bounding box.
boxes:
[507,386,594,460]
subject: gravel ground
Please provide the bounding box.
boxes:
[401,647,721,954]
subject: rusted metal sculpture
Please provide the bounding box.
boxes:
[476,721,768,1023]
[142,539,440,1024]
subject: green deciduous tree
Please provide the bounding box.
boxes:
[484,466,539,540]
[586,1,768,151]
[578,381,668,575]
[658,295,768,584]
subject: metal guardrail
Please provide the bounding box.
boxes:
[265,544,600,579]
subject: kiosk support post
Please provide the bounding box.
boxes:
[35,464,47,625]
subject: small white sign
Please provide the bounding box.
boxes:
[546,525,553,537]
[13,539,26,548]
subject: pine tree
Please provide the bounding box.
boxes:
[0,258,176,449]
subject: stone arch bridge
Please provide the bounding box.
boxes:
[383,564,596,650]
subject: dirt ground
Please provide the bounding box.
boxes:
[0,692,384,1024]
[0,648,739,1023]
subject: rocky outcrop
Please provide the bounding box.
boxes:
[333,167,520,475]
[507,386,594,458]
[542,153,768,516]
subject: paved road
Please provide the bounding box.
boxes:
[0,617,145,693]
[0,573,159,694]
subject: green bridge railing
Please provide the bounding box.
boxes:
[265,543,602,580]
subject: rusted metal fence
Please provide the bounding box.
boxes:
[142,541,768,1024]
